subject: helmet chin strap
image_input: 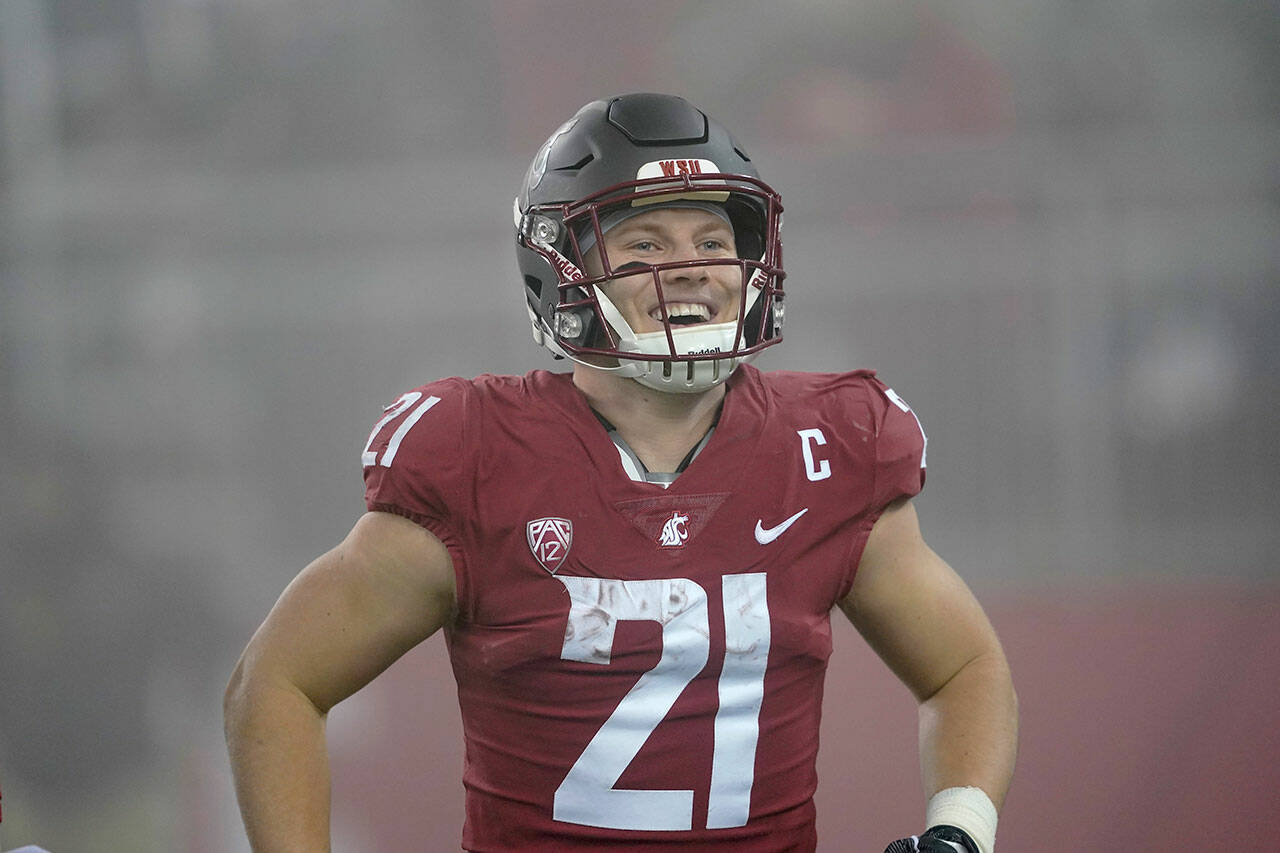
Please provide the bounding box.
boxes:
[526,303,633,373]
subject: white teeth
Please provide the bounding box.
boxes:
[650,302,712,322]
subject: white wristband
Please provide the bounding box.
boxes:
[925,786,998,853]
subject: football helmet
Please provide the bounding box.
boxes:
[515,93,785,393]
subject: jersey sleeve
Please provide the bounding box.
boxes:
[867,377,928,510]
[361,378,474,550]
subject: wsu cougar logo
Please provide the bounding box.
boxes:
[527,517,573,574]
[658,512,690,547]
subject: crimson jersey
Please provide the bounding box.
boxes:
[362,365,926,852]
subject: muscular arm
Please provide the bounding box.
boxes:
[223,511,456,851]
[839,499,1018,810]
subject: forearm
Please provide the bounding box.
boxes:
[225,671,333,852]
[918,649,1018,810]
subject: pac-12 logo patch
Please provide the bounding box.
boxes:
[527,517,573,574]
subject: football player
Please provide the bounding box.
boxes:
[225,93,1018,852]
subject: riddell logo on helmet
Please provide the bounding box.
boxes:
[686,346,722,355]
[549,251,584,282]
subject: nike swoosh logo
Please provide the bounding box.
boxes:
[754,508,809,545]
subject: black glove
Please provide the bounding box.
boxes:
[884,824,980,853]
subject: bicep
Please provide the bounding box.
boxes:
[839,499,998,701]
[239,511,456,713]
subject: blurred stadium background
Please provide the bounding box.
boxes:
[1,1,1277,850]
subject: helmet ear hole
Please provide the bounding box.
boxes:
[724,196,766,260]
[524,274,545,302]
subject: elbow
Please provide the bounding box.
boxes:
[223,650,326,741]
[920,645,1014,705]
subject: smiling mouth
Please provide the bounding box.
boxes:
[651,302,713,325]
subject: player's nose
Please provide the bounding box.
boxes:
[658,253,711,284]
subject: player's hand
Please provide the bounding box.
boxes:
[884,824,980,853]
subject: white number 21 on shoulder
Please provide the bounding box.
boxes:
[361,392,441,468]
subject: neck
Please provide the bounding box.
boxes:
[572,364,725,473]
